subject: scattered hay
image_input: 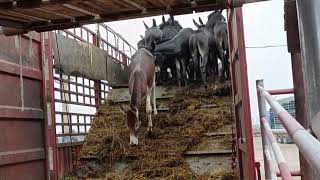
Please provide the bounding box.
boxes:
[208,169,239,180]
[61,173,77,180]
[76,79,239,179]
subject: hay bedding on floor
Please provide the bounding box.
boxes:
[76,79,239,180]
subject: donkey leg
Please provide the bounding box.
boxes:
[146,93,153,132]
[199,54,208,89]
[216,45,226,81]
[152,75,158,115]
[221,57,227,81]
[212,53,219,76]
[180,58,187,86]
[224,53,230,79]
[175,58,181,87]
[192,54,198,81]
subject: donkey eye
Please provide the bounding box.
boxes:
[135,121,141,130]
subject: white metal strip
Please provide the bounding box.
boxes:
[271,142,286,164]
[292,130,320,172]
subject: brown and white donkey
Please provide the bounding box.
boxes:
[120,48,157,145]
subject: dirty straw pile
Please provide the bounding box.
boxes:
[77,79,239,180]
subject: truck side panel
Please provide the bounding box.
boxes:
[0,34,47,180]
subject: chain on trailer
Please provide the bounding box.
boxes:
[231,121,237,169]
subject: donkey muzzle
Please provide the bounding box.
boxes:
[129,134,139,145]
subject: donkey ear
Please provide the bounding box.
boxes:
[162,15,166,23]
[152,19,157,27]
[143,21,149,29]
[170,14,174,21]
[199,17,204,25]
[193,19,200,28]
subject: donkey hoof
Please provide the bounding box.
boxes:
[154,109,158,115]
[147,127,153,132]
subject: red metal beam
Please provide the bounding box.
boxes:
[56,142,82,148]
[236,8,256,179]
[267,88,294,95]
[42,31,59,179]
[277,171,301,177]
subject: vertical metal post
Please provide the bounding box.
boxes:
[61,75,70,134]
[284,1,306,179]
[43,31,58,180]
[94,81,101,107]
[296,0,320,179]
[93,32,101,107]
[255,162,262,180]
[296,0,320,136]
[256,80,276,180]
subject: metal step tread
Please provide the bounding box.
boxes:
[203,132,233,137]
[184,150,233,156]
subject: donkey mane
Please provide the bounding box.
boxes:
[135,48,153,57]
[207,10,223,19]
[207,11,216,19]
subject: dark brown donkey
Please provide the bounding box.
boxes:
[120,48,157,145]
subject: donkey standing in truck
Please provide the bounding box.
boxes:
[119,48,157,145]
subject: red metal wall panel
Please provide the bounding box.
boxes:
[227,7,256,180]
[0,120,43,152]
[0,34,41,70]
[56,145,82,178]
[0,161,46,180]
[0,33,47,179]
[0,74,41,108]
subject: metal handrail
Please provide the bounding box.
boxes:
[260,116,292,179]
[264,146,277,179]
[257,82,320,174]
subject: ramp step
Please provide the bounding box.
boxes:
[203,132,233,137]
[108,86,176,103]
[185,150,232,156]
[199,104,220,108]
[155,107,170,112]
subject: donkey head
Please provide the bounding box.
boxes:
[207,10,226,29]
[144,20,163,52]
[119,104,141,145]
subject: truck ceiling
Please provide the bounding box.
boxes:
[0,0,228,33]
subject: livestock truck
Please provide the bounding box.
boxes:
[0,0,319,179]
